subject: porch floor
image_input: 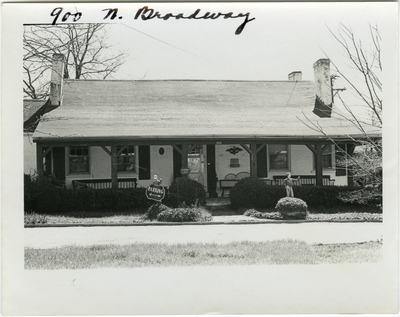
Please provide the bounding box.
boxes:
[205,197,241,216]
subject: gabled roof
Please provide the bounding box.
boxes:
[32,79,380,143]
[23,99,47,122]
[23,99,48,132]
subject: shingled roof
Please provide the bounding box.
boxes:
[32,79,380,143]
[23,99,48,132]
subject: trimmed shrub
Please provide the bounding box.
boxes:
[167,177,206,208]
[24,175,152,214]
[294,186,348,208]
[230,182,370,211]
[157,207,212,222]
[230,177,271,209]
[275,197,308,219]
[24,174,38,211]
[24,175,65,214]
[243,209,283,220]
[146,203,172,221]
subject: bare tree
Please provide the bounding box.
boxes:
[301,23,382,207]
[23,24,126,99]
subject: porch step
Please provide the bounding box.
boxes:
[205,197,230,207]
[205,197,241,216]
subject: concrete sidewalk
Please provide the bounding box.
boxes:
[25,222,383,249]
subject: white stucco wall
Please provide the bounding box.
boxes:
[140,145,174,188]
[65,146,139,188]
[215,144,251,181]
[62,143,348,188]
[214,144,345,185]
[289,145,314,174]
[24,133,37,175]
[64,145,174,189]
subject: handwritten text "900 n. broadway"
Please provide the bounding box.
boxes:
[50,7,255,35]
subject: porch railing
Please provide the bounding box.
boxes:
[72,178,137,189]
[272,175,335,186]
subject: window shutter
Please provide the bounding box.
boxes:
[173,145,182,179]
[138,145,151,180]
[53,147,65,180]
[256,144,268,177]
[335,144,346,176]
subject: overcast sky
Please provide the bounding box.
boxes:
[99,3,393,81]
[19,2,397,118]
[90,2,395,117]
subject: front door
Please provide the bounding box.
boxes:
[52,147,66,180]
[206,144,218,197]
[188,145,205,186]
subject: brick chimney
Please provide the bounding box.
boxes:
[288,71,302,81]
[313,59,332,118]
[49,53,65,106]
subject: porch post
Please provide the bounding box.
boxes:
[250,143,257,178]
[181,144,189,178]
[36,143,44,177]
[315,144,323,186]
[111,144,118,189]
[346,144,356,186]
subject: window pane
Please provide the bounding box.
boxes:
[70,156,89,173]
[322,145,332,168]
[190,145,202,154]
[269,145,288,169]
[69,146,89,173]
[117,146,136,171]
[188,157,201,173]
[322,154,332,168]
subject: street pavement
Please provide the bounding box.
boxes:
[25,222,383,249]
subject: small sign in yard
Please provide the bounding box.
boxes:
[146,183,165,202]
[146,175,165,202]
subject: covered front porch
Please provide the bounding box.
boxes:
[34,136,356,195]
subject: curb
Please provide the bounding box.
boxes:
[24,219,382,228]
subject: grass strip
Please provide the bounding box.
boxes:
[25,240,382,269]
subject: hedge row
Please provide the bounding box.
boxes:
[229,177,376,210]
[167,177,206,208]
[25,177,152,214]
[24,175,206,214]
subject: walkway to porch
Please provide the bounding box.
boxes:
[205,197,241,216]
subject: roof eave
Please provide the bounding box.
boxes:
[33,133,381,145]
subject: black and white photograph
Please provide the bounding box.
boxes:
[2,1,399,315]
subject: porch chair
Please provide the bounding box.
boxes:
[219,173,238,197]
[236,172,250,180]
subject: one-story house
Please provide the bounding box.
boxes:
[24,99,48,175]
[31,54,381,195]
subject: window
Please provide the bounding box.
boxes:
[230,158,240,167]
[69,146,89,173]
[322,145,333,168]
[269,144,288,170]
[189,145,202,155]
[314,145,333,169]
[188,145,202,173]
[117,146,136,172]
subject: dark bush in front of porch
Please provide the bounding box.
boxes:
[167,177,206,208]
[230,179,379,212]
[230,177,270,209]
[25,175,153,213]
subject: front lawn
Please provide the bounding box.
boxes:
[244,209,382,222]
[25,210,147,225]
[25,240,382,269]
[24,205,382,225]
